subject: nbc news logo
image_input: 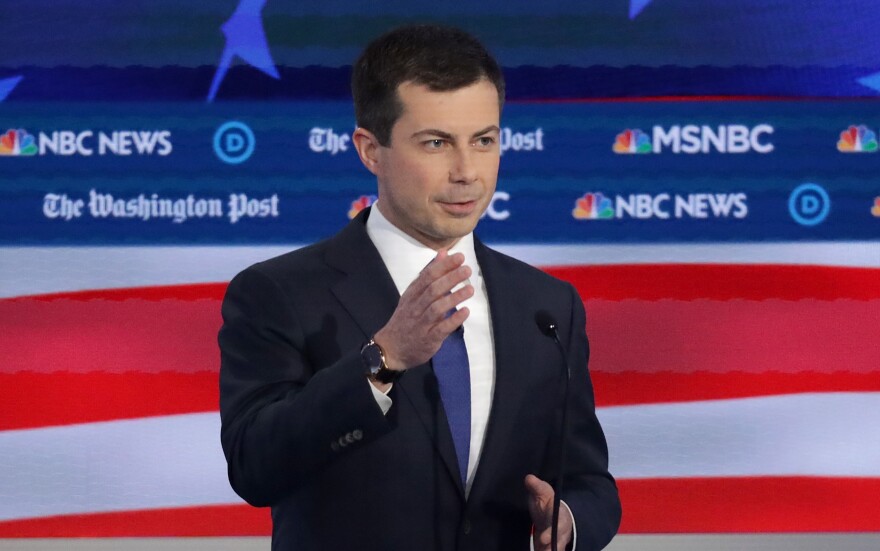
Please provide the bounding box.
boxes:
[837,125,878,153]
[0,129,38,156]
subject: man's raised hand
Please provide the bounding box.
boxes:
[373,249,473,372]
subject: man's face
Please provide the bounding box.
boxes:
[370,79,501,250]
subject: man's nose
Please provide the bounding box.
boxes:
[449,147,478,184]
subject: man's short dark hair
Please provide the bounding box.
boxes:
[352,24,505,147]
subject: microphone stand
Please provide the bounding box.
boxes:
[536,311,572,551]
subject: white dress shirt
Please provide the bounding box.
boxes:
[365,202,496,497]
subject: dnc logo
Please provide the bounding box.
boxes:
[573,193,615,220]
[613,129,652,154]
[0,128,38,156]
[788,183,830,226]
[214,121,255,164]
[837,125,878,153]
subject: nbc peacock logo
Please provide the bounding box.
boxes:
[348,194,377,219]
[572,193,615,220]
[837,125,878,153]
[0,128,38,156]
[613,129,652,154]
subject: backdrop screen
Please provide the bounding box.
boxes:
[1,0,878,538]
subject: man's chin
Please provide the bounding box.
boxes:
[417,220,480,248]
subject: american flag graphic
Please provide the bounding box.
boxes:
[1,242,878,537]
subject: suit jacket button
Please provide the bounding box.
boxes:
[352,429,363,440]
[330,442,340,452]
[344,432,356,444]
[462,519,471,535]
[338,436,348,447]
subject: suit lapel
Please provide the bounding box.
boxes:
[325,209,400,340]
[468,239,534,500]
[325,208,465,499]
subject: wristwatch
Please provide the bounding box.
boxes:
[361,338,401,384]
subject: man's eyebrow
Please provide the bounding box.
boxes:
[471,125,500,138]
[411,128,455,140]
[410,126,500,141]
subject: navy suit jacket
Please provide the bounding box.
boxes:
[219,208,620,550]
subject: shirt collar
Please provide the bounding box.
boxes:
[365,202,480,296]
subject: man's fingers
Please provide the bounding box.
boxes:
[534,528,572,551]
[536,528,552,546]
[433,306,469,337]
[378,250,474,371]
[409,263,472,322]
[404,251,466,299]
[525,474,555,537]
[423,264,471,304]
[426,282,473,319]
[422,251,465,280]
[527,475,573,551]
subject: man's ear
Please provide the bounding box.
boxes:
[352,127,382,176]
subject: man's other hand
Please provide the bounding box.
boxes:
[525,474,573,551]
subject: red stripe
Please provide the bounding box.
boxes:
[517,96,871,104]
[1,269,877,427]
[0,478,875,536]
[0,504,270,537]
[0,372,218,431]
[618,477,880,532]
[7,283,228,302]
[592,372,880,407]
[9,282,873,380]
[586,298,880,375]
[545,264,880,301]
[0,297,221,374]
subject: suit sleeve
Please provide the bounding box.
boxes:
[218,265,391,507]
[558,283,622,550]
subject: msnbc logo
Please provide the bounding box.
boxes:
[872,197,880,217]
[0,128,38,156]
[573,193,614,220]
[837,125,878,153]
[613,129,652,154]
[614,124,774,154]
[348,195,377,219]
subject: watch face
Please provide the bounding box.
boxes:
[362,343,384,373]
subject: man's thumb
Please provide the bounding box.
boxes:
[524,474,553,501]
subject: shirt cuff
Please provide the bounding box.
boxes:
[368,380,393,415]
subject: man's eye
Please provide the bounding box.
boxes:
[426,139,445,149]
[476,136,495,147]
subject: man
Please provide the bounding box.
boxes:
[219,24,620,550]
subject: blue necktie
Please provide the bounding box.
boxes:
[433,321,471,487]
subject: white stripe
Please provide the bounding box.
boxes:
[499,241,879,268]
[599,392,880,479]
[0,413,241,522]
[2,242,877,298]
[2,393,879,521]
[0,246,295,299]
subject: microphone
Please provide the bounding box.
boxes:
[534,310,571,551]
[535,309,570,382]
[534,310,556,337]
